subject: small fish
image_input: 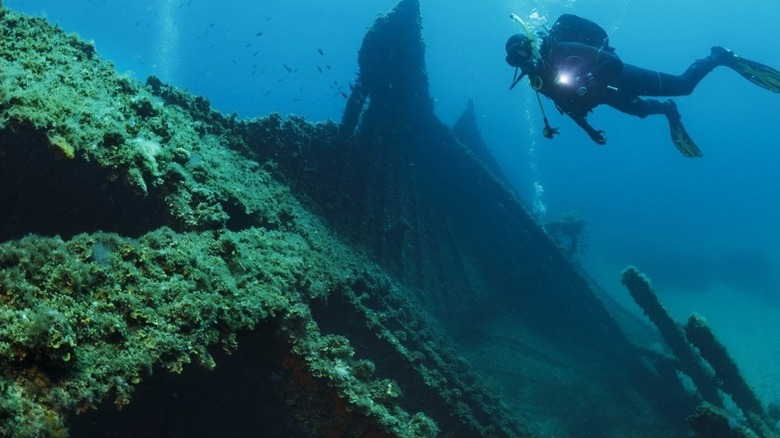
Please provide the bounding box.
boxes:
[293,98,301,102]
[317,66,323,73]
[255,31,263,37]
[252,50,259,56]
[265,91,271,96]
[135,20,140,26]
[326,65,331,70]
[245,42,252,48]
[317,48,324,56]
[209,23,215,28]
[340,92,348,99]
[232,59,237,65]
[283,64,292,73]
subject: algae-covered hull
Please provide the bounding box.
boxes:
[1,1,702,437]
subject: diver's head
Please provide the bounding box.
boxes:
[505,34,533,68]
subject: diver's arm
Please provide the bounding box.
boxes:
[568,111,607,144]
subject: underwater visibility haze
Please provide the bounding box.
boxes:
[2,0,780,436]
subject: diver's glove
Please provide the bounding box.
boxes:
[571,114,607,145]
[589,129,607,145]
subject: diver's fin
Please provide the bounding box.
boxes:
[669,118,702,158]
[713,46,780,93]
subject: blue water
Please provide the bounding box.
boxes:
[8,0,780,412]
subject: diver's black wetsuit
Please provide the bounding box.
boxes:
[530,40,720,143]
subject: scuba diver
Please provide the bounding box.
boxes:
[505,14,780,157]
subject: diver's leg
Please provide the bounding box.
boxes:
[660,58,718,95]
[617,49,780,96]
[615,60,717,97]
[604,94,702,157]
